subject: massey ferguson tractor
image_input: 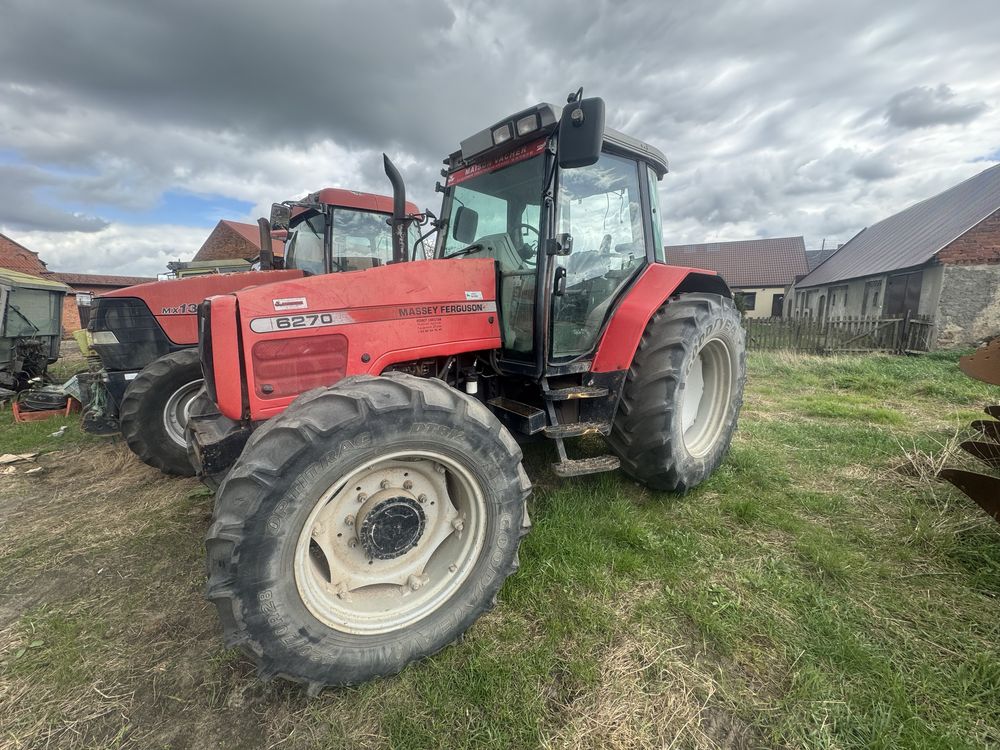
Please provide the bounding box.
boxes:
[190,92,747,692]
[84,189,419,476]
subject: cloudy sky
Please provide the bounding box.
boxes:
[1,0,997,277]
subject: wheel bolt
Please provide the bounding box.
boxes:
[403,480,413,490]
[435,464,446,474]
[348,539,357,548]
[448,564,457,573]
[407,574,425,591]
[380,479,391,489]
[452,518,464,532]
[418,494,428,503]
[357,493,367,504]
[311,523,323,537]
[345,515,354,527]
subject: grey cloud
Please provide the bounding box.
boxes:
[885,84,988,129]
[0,164,109,232]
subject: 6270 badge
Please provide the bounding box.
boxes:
[250,311,353,333]
[160,302,199,315]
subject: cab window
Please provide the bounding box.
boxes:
[552,151,648,358]
[284,213,325,275]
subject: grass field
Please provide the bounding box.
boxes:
[1,351,998,749]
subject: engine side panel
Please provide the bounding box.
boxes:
[591,265,725,372]
[98,270,304,344]
[228,259,501,420]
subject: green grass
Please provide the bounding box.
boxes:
[0,350,998,749]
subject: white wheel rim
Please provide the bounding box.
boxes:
[294,449,487,635]
[681,338,734,458]
[162,379,203,447]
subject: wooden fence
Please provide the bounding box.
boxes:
[743,313,934,354]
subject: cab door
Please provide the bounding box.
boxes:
[548,150,653,361]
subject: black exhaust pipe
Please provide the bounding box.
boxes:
[383,154,409,264]
[257,217,273,270]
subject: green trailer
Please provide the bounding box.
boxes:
[0,268,70,390]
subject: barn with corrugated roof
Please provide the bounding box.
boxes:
[790,163,1000,347]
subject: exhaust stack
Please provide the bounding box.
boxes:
[257,218,273,270]
[383,154,409,264]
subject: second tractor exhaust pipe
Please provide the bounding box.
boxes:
[383,154,409,264]
[257,217,273,270]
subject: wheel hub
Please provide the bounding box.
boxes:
[358,495,426,560]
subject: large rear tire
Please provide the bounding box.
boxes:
[205,373,531,692]
[119,349,202,476]
[608,293,746,491]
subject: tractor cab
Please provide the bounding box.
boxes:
[432,96,674,377]
[272,188,424,275]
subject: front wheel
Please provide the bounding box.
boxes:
[119,349,203,476]
[609,292,746,491]
[206,373,531,692]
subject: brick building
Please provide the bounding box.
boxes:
[0,232,154,335]
[191,220,282,262]
[790,164,1000,347]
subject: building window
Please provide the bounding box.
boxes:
[76,292,93,306]
[735,291,756,311]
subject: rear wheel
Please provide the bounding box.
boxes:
[609,293,745,491]
[206,373,531,692]
[119,349,202,476]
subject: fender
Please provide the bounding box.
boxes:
[591,265,730,372]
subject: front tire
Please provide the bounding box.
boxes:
[120,349,203,476]
[609,293,746,491]
[205,373,531,692]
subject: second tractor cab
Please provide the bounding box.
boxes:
[84,188,420,477]
[194,91,746,692]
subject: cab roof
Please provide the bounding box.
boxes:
[309,188,419,216]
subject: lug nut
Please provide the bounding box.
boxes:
[418,494,428,503]
[345,515,354,527]
[448,564,458,573]
[311,522,324,537]
[380,479,391,489]
[348,539,357,548]
[357,493,367,504]
[403,480,413,490]
[452,518,464,532]
[435,464,446,474]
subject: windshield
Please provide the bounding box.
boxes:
[285,208,425,274]
[283,213,325,274]
[440,150,546,274]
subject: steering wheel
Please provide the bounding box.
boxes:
[514,223,539,264]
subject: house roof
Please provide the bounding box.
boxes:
[220,220,284,255]
[663,236,808,288]
[0,233,49,275]
[46,272,155,288]
[797,163,1000,288]
[0,268,71,293]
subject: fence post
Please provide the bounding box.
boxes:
[897,310,911,354]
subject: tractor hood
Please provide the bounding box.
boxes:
[206,258,502,420]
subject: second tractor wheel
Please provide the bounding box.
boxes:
[206,373,531,692]
[609,292,746,491]
[119,349,203,476]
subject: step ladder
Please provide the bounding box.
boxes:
[541,378,620,478]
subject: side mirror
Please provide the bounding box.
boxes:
[270,203,291,231]
[557,96,605,169]
[452,206,479,244]
[257,218,273,270]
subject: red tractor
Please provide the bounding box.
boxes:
[191,92,746,692]
[84,189,420,476]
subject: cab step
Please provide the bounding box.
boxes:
[552,454,621,478]
[543,421,612,439]
[543,385,609,401]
